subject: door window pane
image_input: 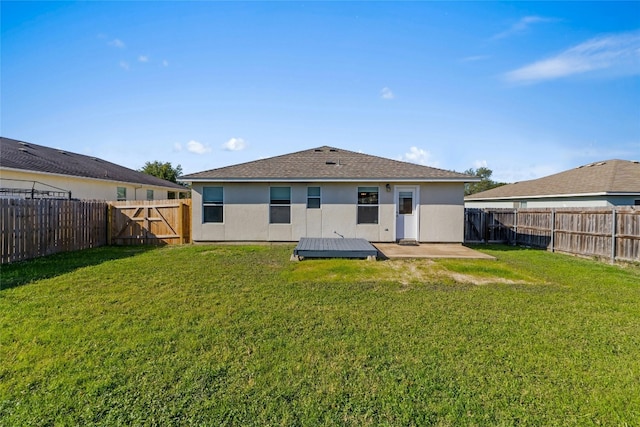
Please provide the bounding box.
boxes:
[399,191,413,215]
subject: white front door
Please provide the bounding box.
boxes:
[395,187,418,240]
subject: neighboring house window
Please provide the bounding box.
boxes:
[146,190,154,201]
[270,187,291,224]
[203,187,223,223]
[307,187,321,209]
[357,187,378,224]
[635,200,640,206]
[168,191,176,200]
[117,187,126,201]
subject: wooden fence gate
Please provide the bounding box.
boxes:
[108,199,191,245]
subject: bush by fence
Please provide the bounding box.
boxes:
[465,207,640,262]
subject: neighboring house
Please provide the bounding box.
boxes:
[1,137,187,201]
[465,159,640,208]
[179,146,477,243]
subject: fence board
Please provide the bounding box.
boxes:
[465,207,640,262]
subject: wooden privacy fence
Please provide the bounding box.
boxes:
[465,208,640,262]
[1,198,192,264]
[1,198,107,264]
[108,199,191,245]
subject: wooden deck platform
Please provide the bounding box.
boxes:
[293,238,378,260]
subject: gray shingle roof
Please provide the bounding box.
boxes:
[1,137,185,189]
[180,146,473,182]
[466,159,640,200]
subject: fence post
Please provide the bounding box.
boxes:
[513,209,518,246]
[550,209,555,252]
[107,203,113,245]
[611,208,616,263]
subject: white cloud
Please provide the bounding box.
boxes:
[138,55,149,63]
[474,160,488,169]
[119,61,130,71]
[400,146,435,166]
[108,38,125,48]
[187,140,212,154]
[380,87,395,100]
[492,16,556,40]
[162,59,169,67]
[173,142,183,152]
[223,137,247,151]
[504,30,640,84]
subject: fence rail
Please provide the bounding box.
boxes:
[1,198,107,264]
[465,207,640,262]
[1,198,191,264]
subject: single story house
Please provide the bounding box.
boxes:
[465,159,640,208]
[179,146,477,243]
[1,137,188,201]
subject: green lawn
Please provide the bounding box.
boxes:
[1,244,639,426]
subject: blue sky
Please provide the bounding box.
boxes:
[2,1,639,182]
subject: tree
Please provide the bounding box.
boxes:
[139,161,183,184]
[464,166,505,196]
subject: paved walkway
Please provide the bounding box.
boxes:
[374,243,495,260]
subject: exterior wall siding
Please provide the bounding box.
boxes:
[465,195,639,209]
[420,182,465,243]
[1,169,177,201]
[191,181,466,243]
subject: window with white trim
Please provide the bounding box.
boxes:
[270,187,291,224]
[146,190,154,200]
[203,187,223,223]
[117,187,126,201]
[307,187,321,209]
[357,186,378,224]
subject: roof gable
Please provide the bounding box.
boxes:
[181,146,473,182]
[466,159,640,200]
[1,137,185,189]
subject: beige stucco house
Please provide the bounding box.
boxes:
[1,137,187,201]
[180,146,477,243]
[465,159,640,208]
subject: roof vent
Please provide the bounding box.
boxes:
[329,148,338,152]
[326,161,337,165]
[314,149,324,152]
[19,142,30,147]
[19,147,29,153]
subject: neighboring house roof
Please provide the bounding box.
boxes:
[180,146,475,182]
[466,159,640,201]
[1,137,185,190]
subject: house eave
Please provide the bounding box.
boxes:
[1,166,185,191]
[465,191,640,201]
[179,177,477,184]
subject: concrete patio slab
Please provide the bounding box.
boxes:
[374,243,495,260]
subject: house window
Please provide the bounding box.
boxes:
[146,190,154,201]
[203,187,223,223]
[635,200,640,206]
[117,187,126,201]
[357,186,378,224]
[307,187,321,209]
[270,187,291,224]
[168,191,176,200]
